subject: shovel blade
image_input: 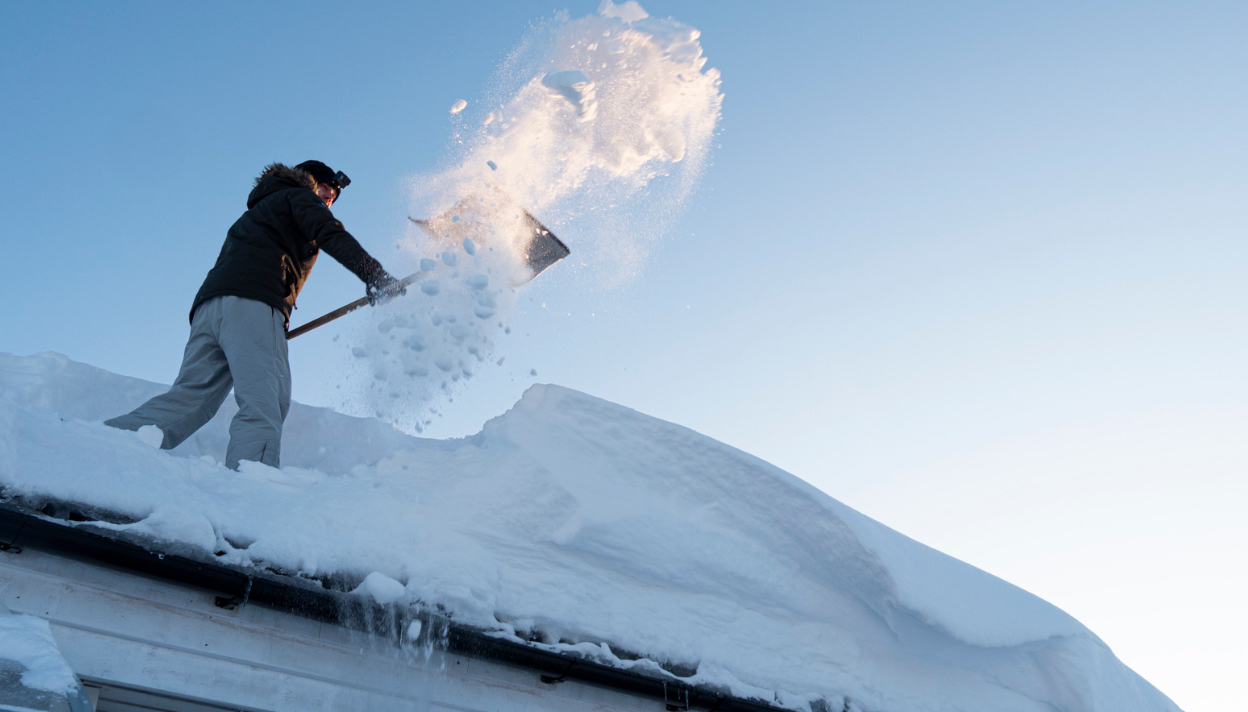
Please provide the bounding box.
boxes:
[410,198,569,284]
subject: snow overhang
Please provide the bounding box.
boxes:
[0,497,785,712]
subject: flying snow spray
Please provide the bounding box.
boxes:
[340,1,723,432]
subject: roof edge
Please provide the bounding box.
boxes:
[0,498,789,712]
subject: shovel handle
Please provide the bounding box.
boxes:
[286,271,425,340]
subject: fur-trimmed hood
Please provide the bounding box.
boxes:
[247,163,316,209]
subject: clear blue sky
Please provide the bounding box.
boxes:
[2,2,1244,710]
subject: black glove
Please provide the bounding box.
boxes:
[367,272,407,306]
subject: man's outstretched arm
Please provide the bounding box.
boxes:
[291,191,405,305]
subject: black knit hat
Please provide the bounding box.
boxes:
[296,160,351,196]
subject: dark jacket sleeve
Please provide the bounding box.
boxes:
[289,190,388,285]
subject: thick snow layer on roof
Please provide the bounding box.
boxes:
[0,352,1180,712]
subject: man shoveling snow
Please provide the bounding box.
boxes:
[105,160,407,470]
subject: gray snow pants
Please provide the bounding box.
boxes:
[105,296,291,469]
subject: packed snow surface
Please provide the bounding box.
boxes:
[0,607,80,696]
[0,353,1180,712]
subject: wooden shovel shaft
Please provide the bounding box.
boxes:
[286,271,425,340]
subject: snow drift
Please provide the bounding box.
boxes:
[0,352,1179,712]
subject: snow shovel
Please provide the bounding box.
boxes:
[287,206,568,340]
[286,270,426,340]
[408,201,569,284]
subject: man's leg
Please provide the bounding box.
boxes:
[216,296,290,469]
[104,298,234,450]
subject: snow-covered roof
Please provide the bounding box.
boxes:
[0,352,1180,712]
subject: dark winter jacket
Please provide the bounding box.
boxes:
[191,163,388,327]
